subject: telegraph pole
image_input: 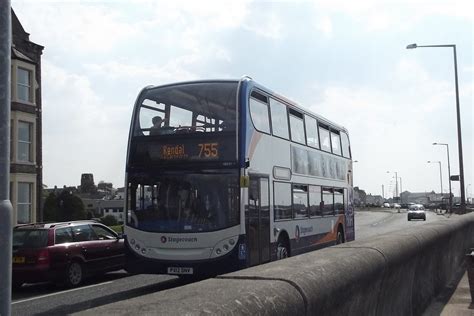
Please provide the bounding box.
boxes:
[0,2,13,315]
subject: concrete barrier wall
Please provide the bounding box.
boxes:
[77,213,474,316]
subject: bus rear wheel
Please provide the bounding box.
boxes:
[336,228,344,244]
[277,240,289,260]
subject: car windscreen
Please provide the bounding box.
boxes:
[13,229,49,248]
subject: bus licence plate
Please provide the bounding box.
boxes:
[167,267,193,275]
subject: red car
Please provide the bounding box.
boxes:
[12,220,124,289]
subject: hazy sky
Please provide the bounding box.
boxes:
[13,0,473,198]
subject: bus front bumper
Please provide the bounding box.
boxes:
[124,235,247,277]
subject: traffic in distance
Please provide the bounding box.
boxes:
[123,77,355,277]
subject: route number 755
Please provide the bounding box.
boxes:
[198,143,218,158]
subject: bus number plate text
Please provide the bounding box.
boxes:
[167,267,193,275]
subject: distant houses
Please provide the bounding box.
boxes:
[354,186,454,207]
[44,173,125,224]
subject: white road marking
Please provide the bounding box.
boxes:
[12,281,114,305]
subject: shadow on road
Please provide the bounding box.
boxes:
[33,276,189,316]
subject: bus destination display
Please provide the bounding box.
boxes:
[160,142,219,160]
[131,134,236,165]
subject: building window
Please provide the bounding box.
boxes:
[17,67,32,103]
[17,182,32,224]
[17,121,32,162]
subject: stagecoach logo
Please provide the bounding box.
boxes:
[160,236,198,244]
[295,225,313,242]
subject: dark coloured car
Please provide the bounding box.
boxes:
[407,204,426,221]
[12,221,124,289]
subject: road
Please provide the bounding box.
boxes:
[12,273,185,315]
[354,207,451,240]
[12,208,453,315]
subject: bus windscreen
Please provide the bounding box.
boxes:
[135,81,238,137]
[127,171,239,233]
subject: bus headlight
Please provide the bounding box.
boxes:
[211,236,239,258]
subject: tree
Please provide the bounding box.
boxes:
[43,193,59,221]
[57,190,87,221]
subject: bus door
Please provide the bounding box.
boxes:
[246,175,270,266]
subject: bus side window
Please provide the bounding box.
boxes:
[319,125,331,153]
[274,182,292,220]
[341,132,351,158]
[334,189,344,214]
[309,185,322,217]
[322,187,334,216]
[292,184,309,219]
[305,115,319,149]
[289,109,305,144]
[249,91,270,134]
[331,131,342,156]
[269,98,289,139]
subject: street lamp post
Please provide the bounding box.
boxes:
[433,142,452,211]
[427,161,443,196]
[387,171,399,202]
[399,177,403,203]
[407,43,466,211]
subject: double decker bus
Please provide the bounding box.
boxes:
[124,77,354,277]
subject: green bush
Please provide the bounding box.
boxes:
[109,225,123,234]
[101,214,118,226]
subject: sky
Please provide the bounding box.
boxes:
[12,0,473,198]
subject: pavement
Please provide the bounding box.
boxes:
[424,270,474,316]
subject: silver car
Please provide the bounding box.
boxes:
[407,204,426,221]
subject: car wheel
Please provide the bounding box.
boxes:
[277,240,289,260]
[407,216,411,221]
[66,261,83,287]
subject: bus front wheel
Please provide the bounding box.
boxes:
[277,240,289,260]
